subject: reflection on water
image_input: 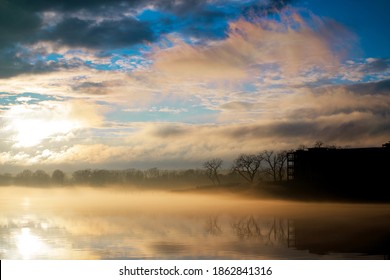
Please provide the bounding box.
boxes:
[293,217,390,257]
[16,227,45,259]
[0,187,389,259]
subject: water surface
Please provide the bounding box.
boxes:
[1,186,389,259]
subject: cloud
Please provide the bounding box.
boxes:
[338,58,390,82]
[0,66,158,108]
[1,99,103,148]
[220,101,259,111]
[14,0,210,13]
[48,144,128,164]
[344,79,390,95]
[280,85,389,118]
[0,0,296,78]
[0,2,41,47]
[151,10,350,82]
[362,58,389,73]
[71,82,107,95]
[42,17,155,49]
[244,0,296,17]
[223,112,389,143]
[3,0,229,37]
[0,43,87,78]
[1,99,389,167]
[0,2,388,169]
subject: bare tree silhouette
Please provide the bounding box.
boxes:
[203,158,223,185]
[313,140,325,148]
[231,154,263,183]
[262,150,289,181]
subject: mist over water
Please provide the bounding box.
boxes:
[1,186,389,259]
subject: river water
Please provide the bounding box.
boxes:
[1,186,389,259]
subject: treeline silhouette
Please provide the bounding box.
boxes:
[0,167,251,187]
[0,148,292,187]
[3,141,368,188]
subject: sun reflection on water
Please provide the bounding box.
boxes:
[16,227,48,259]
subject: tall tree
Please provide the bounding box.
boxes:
[32,170,50,185]
[262,150,278,181]
[262,150,289,181]
[203,158,223,185]
[52,169,65,185]
[15,169,33,185]
[232,154,263,183]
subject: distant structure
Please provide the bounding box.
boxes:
[286,142,390,199]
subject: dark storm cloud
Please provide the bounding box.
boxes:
[11,0,136,12]
[43,17,154,49]
[0,0,144,48]
[2,0,289,49]
[12,0,211,15]
[26,0,208,13]
[0,2,41,47]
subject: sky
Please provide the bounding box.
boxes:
[0,0,389,171]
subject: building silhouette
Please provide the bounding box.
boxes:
[286,142,390,200]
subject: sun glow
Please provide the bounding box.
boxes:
[16,228,47,259]
[12,118,79,147]
[4,102,83,148]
